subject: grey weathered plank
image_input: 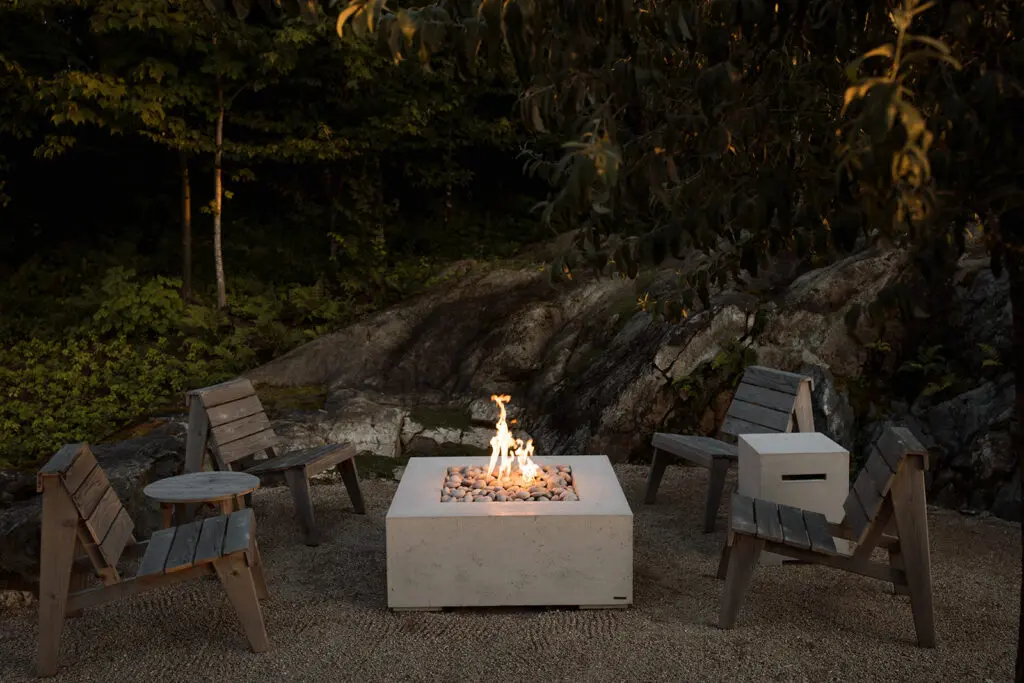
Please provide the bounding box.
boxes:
[753,498,785,543]
[741,366,807,395]
[730,494,758,536]
[84,487,123,544]
[877,436,906,473]
[194,378,256,408]
[62,447,97,495]
[211,411,273,447]
[247,443,352,475]
[727,400,792,433]
[206,395,264,428]
[144,471,260,504]
[215,429,280,464]
[878,426,926,471]
[854,470,884,520]
[194,515,229,564]
[864,446,896,496]
[777,503,811,549]
[164,519,203,572]
[137,527,177,577]
[98,508,135,567]
[72,468,110,519]
[733,382,798,413]
[803,510,838,554]
[39,443,85,477]
[308,442,359,477]
[222,509,254,556]
[650,433,738,461]
[843,489,871,543]
[720,415,774,439]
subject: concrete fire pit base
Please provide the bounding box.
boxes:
[386,455,633,610]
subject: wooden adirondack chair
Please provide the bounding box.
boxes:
[644,365,814,532]
[716,426,935,647]
[185,378,364,546]
[36,443,269,678]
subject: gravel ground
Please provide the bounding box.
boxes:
[0,464,1018,682]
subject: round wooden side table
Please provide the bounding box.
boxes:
[144,471,260,528]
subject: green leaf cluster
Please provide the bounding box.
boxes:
[0,266,356,469]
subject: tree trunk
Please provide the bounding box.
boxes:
[1009,245,1024,683]
[213,83,227,310]
[180,151,192,301]
[326,167,338,261]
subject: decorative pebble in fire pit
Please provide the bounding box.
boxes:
[440,464,578,502]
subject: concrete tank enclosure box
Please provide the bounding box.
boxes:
[386,455,634,610]
[737,432,850,565]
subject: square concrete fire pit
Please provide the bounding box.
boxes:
[386,455,633,610]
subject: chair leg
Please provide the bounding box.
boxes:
[251,542,270,601]
[37,486,79,678]
[284,467,320,547]
[891,463,935,647]
[213,555,270,653]
[643,448,672,504]
[716,539,732,580]
[704,457,730,533]
[717,535,763,629]
[337,458,366,515]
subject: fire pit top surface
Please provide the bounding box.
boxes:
[387,456,632,519]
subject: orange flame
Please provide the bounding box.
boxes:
[487,394,541,483]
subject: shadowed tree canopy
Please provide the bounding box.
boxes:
[335,0,1022,316]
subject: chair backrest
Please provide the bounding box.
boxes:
[185,378,279,471]
[719,365,814,441]
[37,443,136,579]
[842,426,928,544]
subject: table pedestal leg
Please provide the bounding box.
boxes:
[161,504,173,529]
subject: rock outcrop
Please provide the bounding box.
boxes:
[247,244,1018,523]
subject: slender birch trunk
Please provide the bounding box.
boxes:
[213,83,226,310]
[180,150,192,301]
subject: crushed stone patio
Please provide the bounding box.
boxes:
[0,464,1017,682]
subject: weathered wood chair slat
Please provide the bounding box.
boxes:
[211,411,274,446]
[164,519,204,573]
[36,444,270,678]
[97,510,135,568]
[644,365,814,532]
[194,514,229,564]
[716,426,935,647]
[136,529,176,578]
[185,377,365,546]
[777,504,810,550]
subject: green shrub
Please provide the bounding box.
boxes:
[0,267,363,469]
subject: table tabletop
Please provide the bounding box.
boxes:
[143,471,260,504]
